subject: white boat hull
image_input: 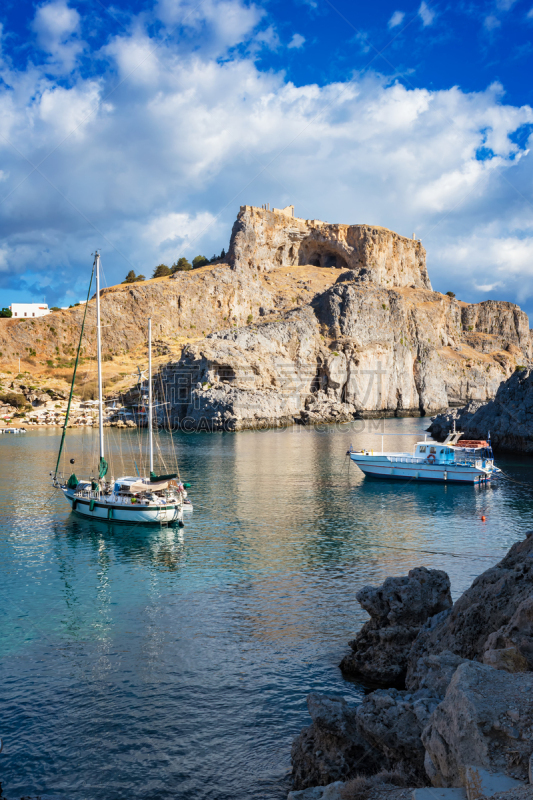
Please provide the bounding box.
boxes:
[349,454,493,484]
[62,489,183,524]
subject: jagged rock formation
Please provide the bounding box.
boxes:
[291,694,384,789]
[428,367,533,453]
[406,533,533,677]
[291,533,533,793]
[228,205,431,289]
[339,568,452,687]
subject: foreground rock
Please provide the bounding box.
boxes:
[340,568,452,687]
[291,533,533,795]
[423,662,533,786]
[291,694,384,789]
[428,368,533,453]
[407,532,533,679]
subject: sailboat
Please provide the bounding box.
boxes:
[52,252,187,525]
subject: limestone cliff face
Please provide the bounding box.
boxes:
[228,205,431,289]
[156,280,532,430]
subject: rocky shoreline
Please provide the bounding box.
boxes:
[288,533,533,799]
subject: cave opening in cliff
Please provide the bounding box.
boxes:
[299,244,349,270]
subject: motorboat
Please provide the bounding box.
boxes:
[347,424,500,485]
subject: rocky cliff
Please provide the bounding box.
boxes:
[155,281,531,430]
[428,368,533,453]
[0,205,531,427]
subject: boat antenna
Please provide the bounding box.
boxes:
[148,317,154,475]
[95,252,108,480]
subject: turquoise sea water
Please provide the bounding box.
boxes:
[1,420,532,800]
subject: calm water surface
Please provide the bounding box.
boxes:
[1,420,532,800]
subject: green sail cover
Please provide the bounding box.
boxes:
[150,471,177,482]
[99,457,108,478]
[67,474,79,489]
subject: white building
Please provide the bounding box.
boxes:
[9,303,50,319]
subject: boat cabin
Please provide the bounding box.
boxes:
[414,443,455,463]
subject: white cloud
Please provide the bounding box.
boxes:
[418,1,435,27]
[527,7,533,18]
[288,33,305,49]
[475,282,502,292]
[388,11,405,29]
[1,0,533,317]
[32,0,83,71]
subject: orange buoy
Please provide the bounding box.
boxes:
[481,515,486,522]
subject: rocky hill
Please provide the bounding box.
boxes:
[0,205,531,428]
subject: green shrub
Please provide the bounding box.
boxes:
[0,307,12,318]
[247,314,253,324]
[50,306,61,312]
[192,255,209,268]
[445,291,456,298]
[0,392,27,408]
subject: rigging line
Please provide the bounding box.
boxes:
[54,260,95,478]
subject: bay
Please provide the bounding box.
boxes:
[0,419,531,800]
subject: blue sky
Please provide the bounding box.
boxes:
[1,0,533,316]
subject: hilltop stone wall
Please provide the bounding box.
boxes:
[227,205,432,290]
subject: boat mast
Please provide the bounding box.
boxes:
[148,317,153,474]
[95,252,105,469]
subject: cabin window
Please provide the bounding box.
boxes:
[429,446,436,454]
[419,446,426,453]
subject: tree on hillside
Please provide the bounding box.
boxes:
[220,248,226,259]
[171,258,192,273]
[153,264,171,278]
[123,270,146,283]
[0,307,12,318]
[445,291,456,298]
[192,255,208,269]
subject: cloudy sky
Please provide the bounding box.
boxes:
[1,0,533,315]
